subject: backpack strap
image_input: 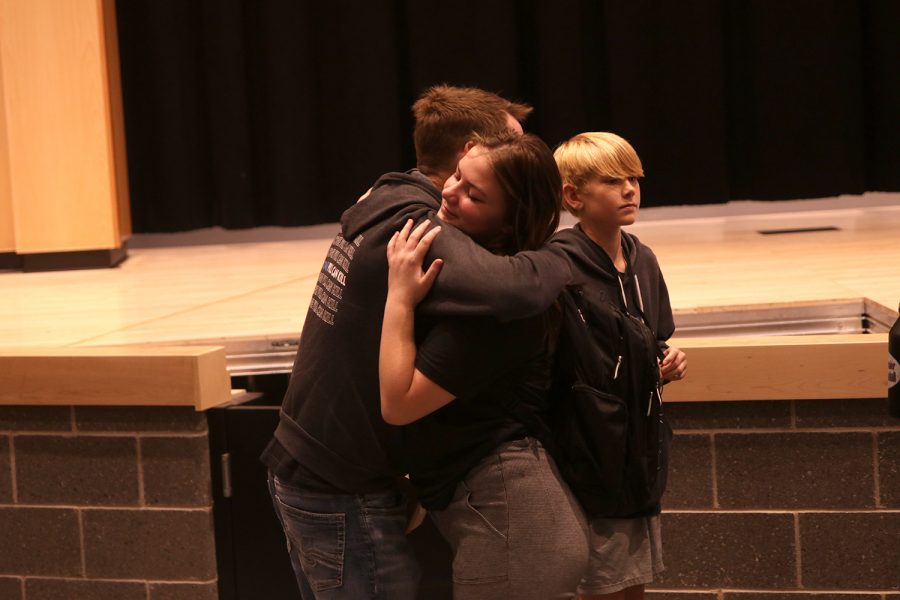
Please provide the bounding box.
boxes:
[560,286,623,388]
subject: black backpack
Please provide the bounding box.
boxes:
[544,285,673,518]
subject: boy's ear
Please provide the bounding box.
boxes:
[562,183,582,213]
[451,140,476,167]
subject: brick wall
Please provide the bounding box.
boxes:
[3,400,896,600]
[649,398,900,599]
[0,406,218,600]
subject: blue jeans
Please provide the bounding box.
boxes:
[268,473,420,599]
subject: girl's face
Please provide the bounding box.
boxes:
[439,146,511,249]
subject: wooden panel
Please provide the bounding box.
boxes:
[100,0,131,241]
[664,333,887,402]
[0,0,122,253]
[0,346,231,410]
[0,38,12,252]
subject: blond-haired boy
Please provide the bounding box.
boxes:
[552,132,687,600]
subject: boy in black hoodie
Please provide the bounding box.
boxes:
[261,86,573,599]
[551,132,687,600]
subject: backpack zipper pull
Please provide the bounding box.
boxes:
[613,355,622,379]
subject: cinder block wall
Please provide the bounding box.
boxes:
[0,406,218,600]
[649,398,900,600]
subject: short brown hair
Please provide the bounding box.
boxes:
[412,84,532,178]
[473,131,561,254]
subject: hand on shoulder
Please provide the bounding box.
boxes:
[386,219,443,308]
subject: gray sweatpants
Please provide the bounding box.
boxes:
[430,437,590,600]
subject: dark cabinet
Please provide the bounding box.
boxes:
[208,374,451,600]
[208,375,297,600]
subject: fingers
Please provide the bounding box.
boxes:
[409,219,431,241]
[392,219,440,247]
[388,219,441,260]
[388,220,413,259]
[386,231,399,257]
[405,219,439,250]
[384,219,443,306]
[663,362,686,380]
[385,219,443,297]
[394,219,427,244]
[416,224,441,256]
[661,347,687,381]
[421,258,443,288]
[398,220,441,257]
[398,219,414,241]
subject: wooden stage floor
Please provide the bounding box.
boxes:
[3,195,899,357]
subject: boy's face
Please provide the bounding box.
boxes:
[569,175,640,230]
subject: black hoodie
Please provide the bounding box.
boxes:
[551,225,675,352]
[263,170,572,493]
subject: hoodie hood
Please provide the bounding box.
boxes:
[341,170,441,240]
[551,224,675,342]
[551,224,641,284]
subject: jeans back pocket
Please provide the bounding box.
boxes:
[276,500,346,592]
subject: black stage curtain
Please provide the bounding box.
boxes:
[115,0,900,233]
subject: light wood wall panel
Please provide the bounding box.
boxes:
[0,0,128,254]
[101,0,130,240]
[664,333,887,402]
[0,346,231,410]
[0,44,13,252]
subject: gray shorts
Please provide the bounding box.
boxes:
[577,514,665,595]
[430,437,590,600]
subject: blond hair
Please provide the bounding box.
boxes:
[553,132,644,214]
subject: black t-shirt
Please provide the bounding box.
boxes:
[404,313,553,509]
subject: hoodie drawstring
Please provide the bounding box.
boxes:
[618,273,646,317]
[617,275,629,310]
[634,275,645,314]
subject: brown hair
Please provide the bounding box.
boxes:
[473,131,561,254]
[413,84,532,179]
